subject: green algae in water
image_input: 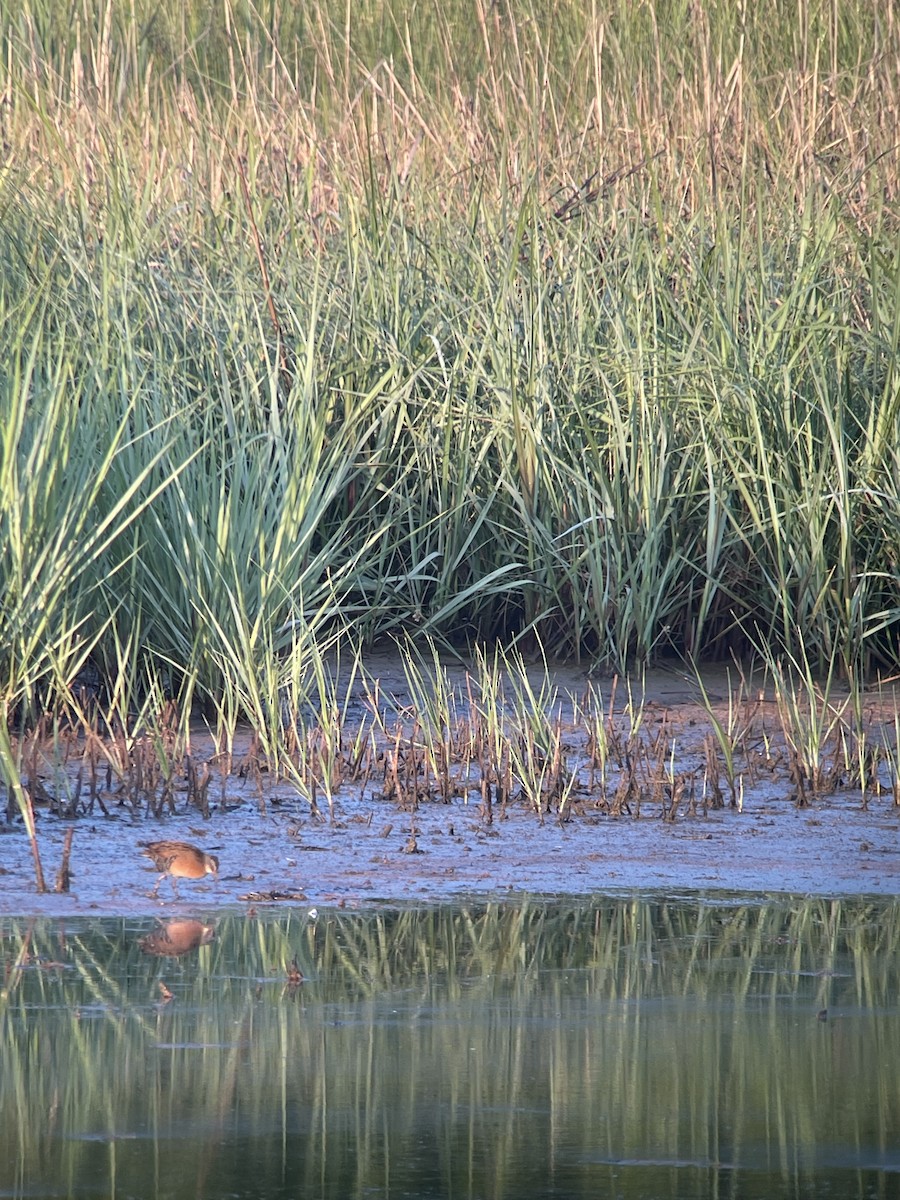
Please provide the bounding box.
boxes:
[2,895,899,1199]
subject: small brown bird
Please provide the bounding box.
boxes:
[140,840,219,897]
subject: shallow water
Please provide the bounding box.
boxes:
[2,895,899,1199]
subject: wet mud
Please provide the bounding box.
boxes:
[1,662,898,914]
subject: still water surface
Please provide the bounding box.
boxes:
[2,895,899,1199]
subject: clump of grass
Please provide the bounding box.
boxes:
[757,638,850,805]
[689,658,762,808]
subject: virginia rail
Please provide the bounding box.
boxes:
[140,840,219,897]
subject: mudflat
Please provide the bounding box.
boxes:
[2,662,898,915]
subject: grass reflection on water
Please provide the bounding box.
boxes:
[2,895,899,1199]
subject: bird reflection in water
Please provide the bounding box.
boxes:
[138,919,215,957]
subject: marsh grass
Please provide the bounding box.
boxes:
[1,1,899,864]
